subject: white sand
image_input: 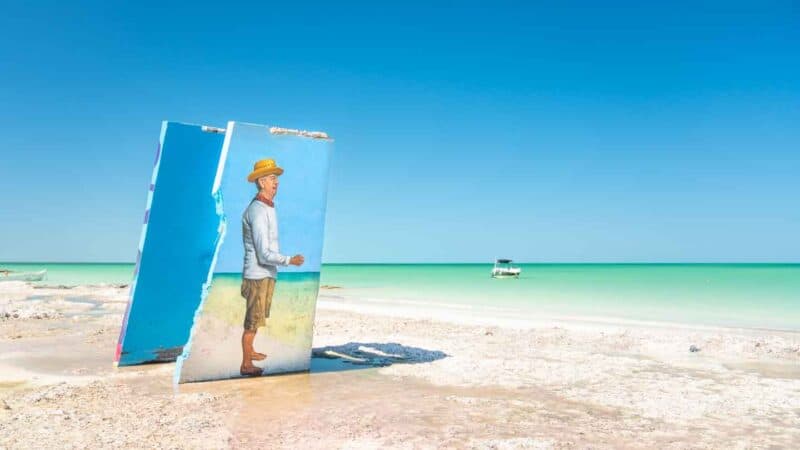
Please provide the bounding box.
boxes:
[1,281,799,449]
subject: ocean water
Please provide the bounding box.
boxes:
[3,262,799,331]
[319,264,800,331]
[1,263,135,286]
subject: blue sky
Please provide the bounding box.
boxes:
[0,1,798,262]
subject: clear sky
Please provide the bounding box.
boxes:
[1,1,798,263]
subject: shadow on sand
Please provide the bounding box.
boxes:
[310,342,448,374]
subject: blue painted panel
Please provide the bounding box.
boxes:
[116,122,225,365]
[176,122,333,383]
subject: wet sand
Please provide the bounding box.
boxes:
[2,281,800,449]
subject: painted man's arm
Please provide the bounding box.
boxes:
[250,209,290,267]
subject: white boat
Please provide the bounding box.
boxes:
[0,269,47,282]
[491,259,520,278]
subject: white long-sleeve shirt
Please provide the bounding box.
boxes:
[242,199,290,279]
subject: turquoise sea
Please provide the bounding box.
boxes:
[3,263,799,331]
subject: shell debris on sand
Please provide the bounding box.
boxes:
[2,281,800,448]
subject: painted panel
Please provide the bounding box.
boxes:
[116,122,225,365]
[177,122,332,383]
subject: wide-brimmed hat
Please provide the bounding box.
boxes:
[247,159,284,182]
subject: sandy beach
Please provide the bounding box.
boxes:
[1,281,799,449]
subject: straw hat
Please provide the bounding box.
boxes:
[247,159,284,182]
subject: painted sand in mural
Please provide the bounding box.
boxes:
[116,122,225,366]
[177,122,332,383]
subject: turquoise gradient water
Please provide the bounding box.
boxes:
[3,263,798,331]
[1,263,135,286]
[320,264,800,331]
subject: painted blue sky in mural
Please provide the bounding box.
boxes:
[214,123,331,274]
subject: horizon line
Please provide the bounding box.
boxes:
[1,261,798,265]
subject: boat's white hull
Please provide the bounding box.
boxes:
[0,269,47,282]
[491,269,521,278]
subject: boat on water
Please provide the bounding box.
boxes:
[0,269,47,282]
[491,259,521,278]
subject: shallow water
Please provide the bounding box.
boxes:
[4,262,799,331]
[321,263,800,331]
[1,263,134,286]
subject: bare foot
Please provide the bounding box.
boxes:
[240,365,263,377]
[251,351,267,361]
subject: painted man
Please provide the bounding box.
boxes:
[240,158,304,376]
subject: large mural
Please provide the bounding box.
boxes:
[176,122,332,383]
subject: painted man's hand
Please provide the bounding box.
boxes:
[289,255,304,266]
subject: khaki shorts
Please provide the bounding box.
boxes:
[241,277,276,331]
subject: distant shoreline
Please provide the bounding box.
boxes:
[3,261,799,266]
